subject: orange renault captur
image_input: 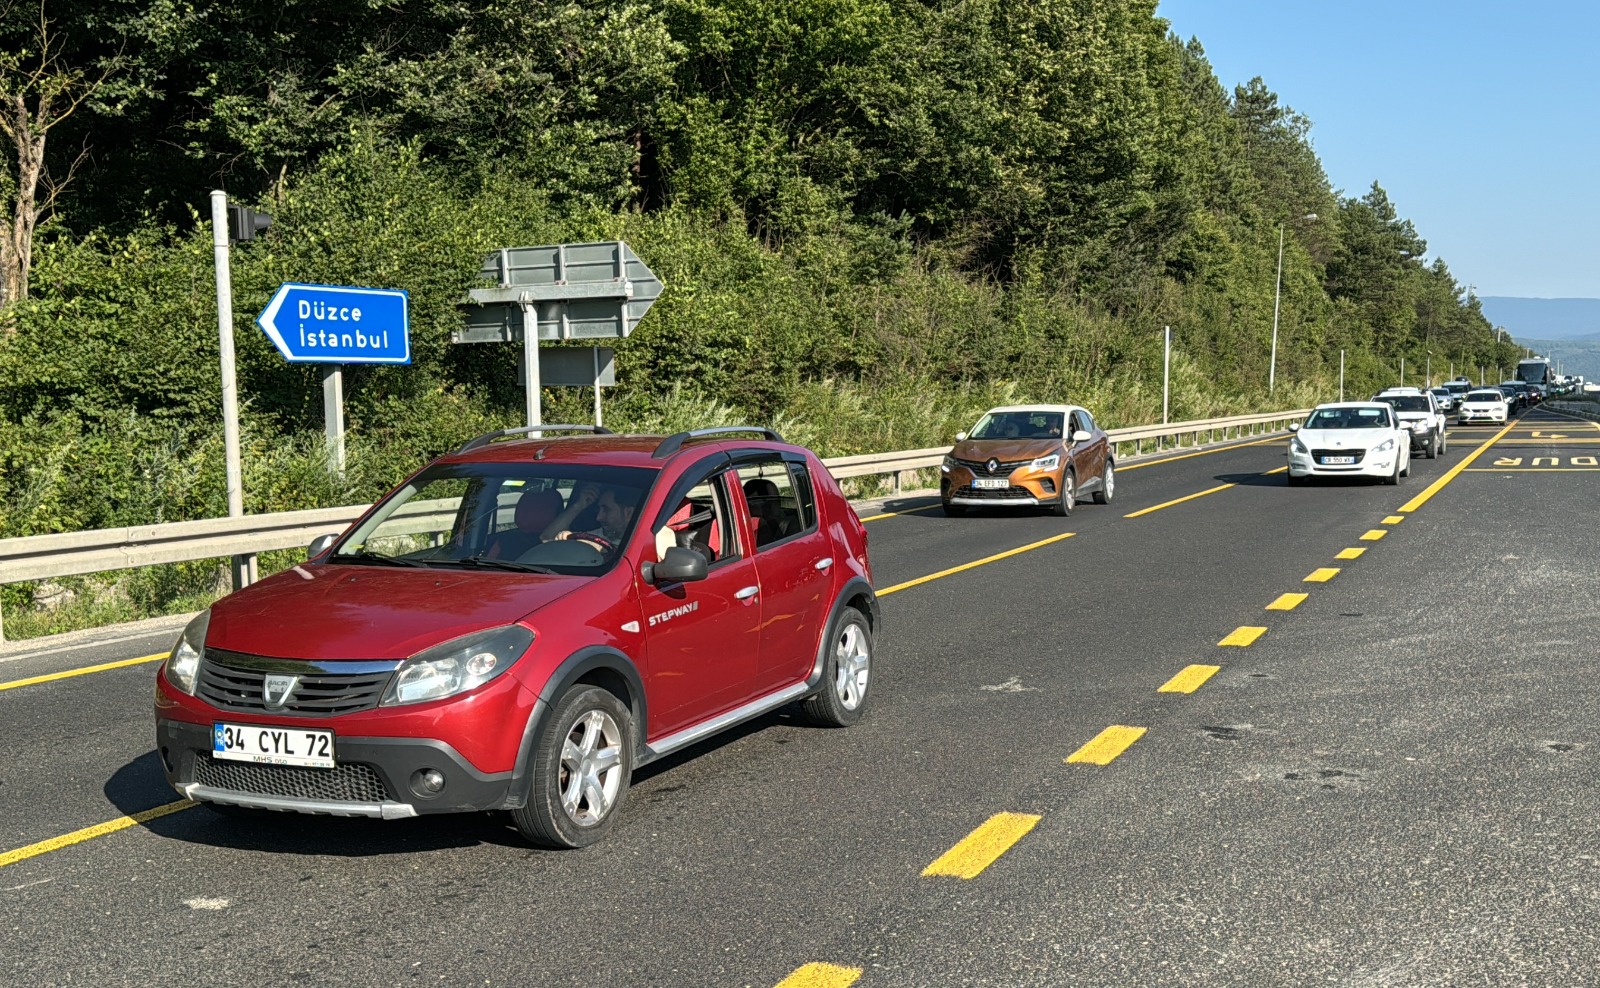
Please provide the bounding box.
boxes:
[939,404,1115,516]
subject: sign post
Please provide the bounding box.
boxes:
[257,283,410,477]
[209,191,253,589]
[454,242,663,427]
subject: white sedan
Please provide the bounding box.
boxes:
[1457,388,1509,425]
[1287,402,1411,485]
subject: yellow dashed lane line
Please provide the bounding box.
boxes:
[0,800,195,869]
[1360,530,1387,541]
[774,964,863,988]
[1382,515,1404,525]
[1218,626,1266,647]
[1336,547,1366,560]
[1159,665,1220,694]
[1066,726,1148,765]
[922,812,1043,879]
[1267,592,1308,611]
[1304,568,1340,583]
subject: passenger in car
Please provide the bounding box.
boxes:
[743,478,787,546]
[484,488,564,560]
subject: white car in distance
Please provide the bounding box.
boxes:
[1457,388,1509,425]
[1287,402,1411,486]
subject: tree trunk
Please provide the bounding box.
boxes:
[5,129,42,306]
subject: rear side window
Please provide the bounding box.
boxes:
[736,458,817,549]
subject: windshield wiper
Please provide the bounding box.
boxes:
[330,550,429,568]
[450,556,560,575]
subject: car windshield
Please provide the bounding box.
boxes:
[968,411,1065,440]
[333,461,658,574]
[1380,396,1430,412]
[1305,407,1390,429]
[1467,391,1504,402]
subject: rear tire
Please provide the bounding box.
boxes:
[1050,470,1075,516]
[800,609,872,728]
[1092,461,1115,504]
[512,686,633,849]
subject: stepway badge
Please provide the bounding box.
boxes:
[256,283,411,364]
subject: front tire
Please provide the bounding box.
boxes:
[1092,461,1115,504]
[1424,435,1437,459]
[800,609,873,727]
[1050,469,1075,516]
[512,686,633,849]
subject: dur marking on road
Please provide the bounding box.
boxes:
[1159,665,1221,694]
[775,963,863,988]
[922,812,1043,880]
[1218,626,1266,647]
[1066,725,1148,765]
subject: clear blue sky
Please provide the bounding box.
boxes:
[1157,0,1600,300]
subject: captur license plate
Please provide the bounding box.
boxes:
[1321,456,1355,465]
[213,722,335,768]
[973,478,1010,489]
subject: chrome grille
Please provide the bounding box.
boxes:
[954,457,1032,475]
[198,649,398,717]
[195,754,390,803]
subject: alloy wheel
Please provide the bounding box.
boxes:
[834,622,871,711]
[559,709,624,827]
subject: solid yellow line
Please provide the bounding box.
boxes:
[1119,434,1284,472]
[1398,419,1516,513]
[858,504,942,523]
[1267,592,1308,611]
[1123,483,1235,518]
[877,533,1076,596]
[1065,726,1147,765]
[0,801,195,869]
[774,964,863,988]
[1359,530,1387,541]
[1382,515,1404,525]
[0,652,167,693]
[1218,626,1266,646]
[921,812,1043,879]
[1335,547,1366,560]
[1158,664,1221,694]
[1303,568,1340,583]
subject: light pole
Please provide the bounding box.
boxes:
[1269,213,1318,394]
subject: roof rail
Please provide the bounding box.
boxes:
[456,424,614,454]
[652,426,785,459]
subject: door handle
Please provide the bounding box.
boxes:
[735,585,759,600]
[815,558,834,571]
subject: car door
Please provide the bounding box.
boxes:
[732,452,835,694]
[636,461,764,739]
[1067,410,1103,491]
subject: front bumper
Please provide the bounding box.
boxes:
[1458,410,1506,424]
[156,718,519,818]
[1287,449,1399,479]
[941,464,1063,508]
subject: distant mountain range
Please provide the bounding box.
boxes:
[1479,297,1600,340]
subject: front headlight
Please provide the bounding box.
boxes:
[380,625,534,707]
[1030,454,1060,471]
[1375,438,1397,453]
[941,455,955,473]
[1290,437,1308,454]
[165,609,210,695]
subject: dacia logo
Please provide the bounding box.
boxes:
[649,601,700,628]
[263,674,299,708]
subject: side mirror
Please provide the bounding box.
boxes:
[1071,429,1091,443]
[307,533,338,559]
[955,431,968,442]
[1288,423,1300,433]
[643,545,708,585]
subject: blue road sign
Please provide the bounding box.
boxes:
[257,283,410,364]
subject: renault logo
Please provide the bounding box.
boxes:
[263,674,299,708]
[986,458,1000,475]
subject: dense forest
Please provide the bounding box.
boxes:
[0,0,1521,632]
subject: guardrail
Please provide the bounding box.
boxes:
[1545,400,1600,423]
[0,407,1308,642]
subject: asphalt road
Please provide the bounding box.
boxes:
[3,408,1597,987]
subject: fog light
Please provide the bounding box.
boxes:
[410,768,447,797]
[1040,478,1056,494]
